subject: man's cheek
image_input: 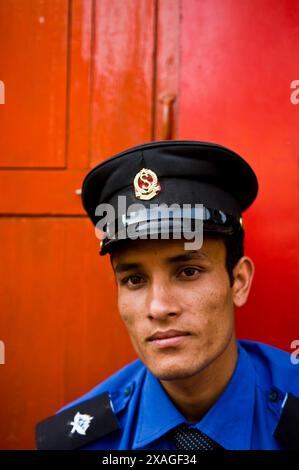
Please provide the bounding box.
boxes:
[119,306,142,337]
[204,286,230,315]
[120,310,134,327]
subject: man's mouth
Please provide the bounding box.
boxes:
[147,329,191,348]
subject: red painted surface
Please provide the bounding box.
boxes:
[179,0,299,351]
[89,0,156,164]
[0,0,68,167]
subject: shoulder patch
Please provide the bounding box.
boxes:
[274,393,299,450]
[36,391,120,450]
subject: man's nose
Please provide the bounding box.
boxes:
[147,280,180,320]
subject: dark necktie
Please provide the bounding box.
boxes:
[169,424,224,450]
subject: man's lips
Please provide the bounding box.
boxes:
[147,329,190,341]
[147,329,191,348]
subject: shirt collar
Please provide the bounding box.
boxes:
[132,342,256,450]
[132,366,185,449]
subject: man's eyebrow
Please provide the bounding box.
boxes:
[166,251,208,263]
[114,251,208,273]
[114,262,143,274]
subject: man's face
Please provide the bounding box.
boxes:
[111,237,236,381]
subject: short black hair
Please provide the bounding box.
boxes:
[223,229,245,287]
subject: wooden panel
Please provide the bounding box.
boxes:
[0,0,69,168]
[67,0,93,169]
[154,0,180,140]
[89,0,156,165]
[0,170,86,214]
[0,218,135,449]
[179,0,299,351]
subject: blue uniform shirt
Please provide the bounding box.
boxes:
[60,340,299,450]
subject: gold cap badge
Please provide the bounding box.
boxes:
[133,168,161,200]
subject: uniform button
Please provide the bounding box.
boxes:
[269,389,278,402]
[124,386,131,397]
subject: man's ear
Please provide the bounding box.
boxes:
[232,256,255,307]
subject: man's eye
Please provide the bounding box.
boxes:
[179,267,202,278]
[120,275,145,287]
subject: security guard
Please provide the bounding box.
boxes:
[36,141,299,450]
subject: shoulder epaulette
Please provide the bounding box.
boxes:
[36,391,120,450]
[274,392,299,450]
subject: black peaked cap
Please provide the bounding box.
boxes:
[81,140,258,254]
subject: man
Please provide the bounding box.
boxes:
[36,141,299,450]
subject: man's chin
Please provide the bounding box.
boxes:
[147,363,203,381]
